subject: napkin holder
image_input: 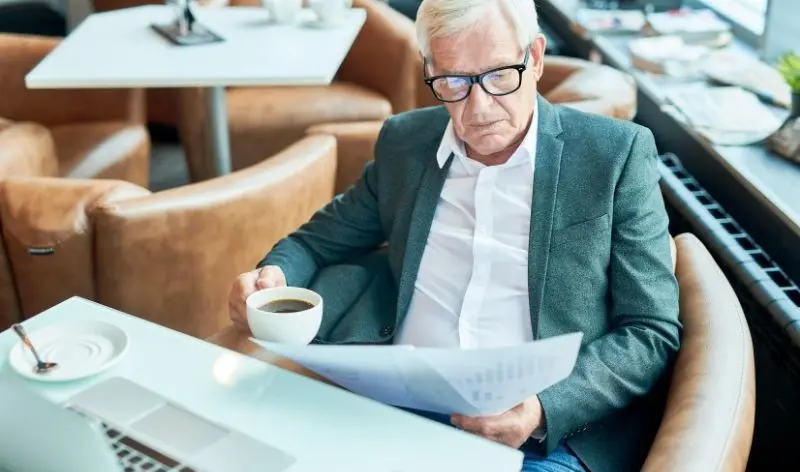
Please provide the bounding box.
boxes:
[150,3,224,46]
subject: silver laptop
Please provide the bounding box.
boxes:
[0,377,297,472]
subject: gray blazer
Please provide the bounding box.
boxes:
[259,96,681,472]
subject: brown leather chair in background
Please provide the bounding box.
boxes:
[536,56,637,121]
[179,0,417,181]
[91,0,416,181]
[0,33,150,187]
[0,34,149,331]
[0,136,337,338]
[206,233,755,471]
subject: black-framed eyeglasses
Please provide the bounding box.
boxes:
[423,48,529,103]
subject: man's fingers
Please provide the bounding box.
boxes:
[255,266,286,290]
[451,415,499,438]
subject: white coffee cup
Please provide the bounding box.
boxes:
[263,0,303,25]
[308,0,350,27]
[246,287,323,345]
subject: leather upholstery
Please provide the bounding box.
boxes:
[0,33,150,328]
[93,136,337,339]
[306,121,383,194]
[51,123,150,187]
[642,233,755,472]
[224,83,389,174]
[0,178,149,318]
[537,56,637,121]
[207,232,754,471]
[0,136,336,337]
[337,0,420,114]
[0,34,145,126]
[0,122,58,179]
[0,122,59,330]
[0,33,150,185]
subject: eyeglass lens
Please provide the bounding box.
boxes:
[431,68,521,102]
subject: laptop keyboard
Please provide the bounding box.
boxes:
[102,423,195,472]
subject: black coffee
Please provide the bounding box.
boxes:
[259,299,314,314]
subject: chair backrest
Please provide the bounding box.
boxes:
[92,135,337,339]
[538,56,637,120]
[337,0,419,113]
[0,178,149,318]
[642,233,755,472]
[0,34,144,126]
[306,120,383,194]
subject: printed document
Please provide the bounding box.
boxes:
[251,333,582,416]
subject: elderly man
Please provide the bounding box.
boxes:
[229,0,681,470]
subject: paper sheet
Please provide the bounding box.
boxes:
[252,333,582,416]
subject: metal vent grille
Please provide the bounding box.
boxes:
[658,153,800,338]
[657,152,800,470]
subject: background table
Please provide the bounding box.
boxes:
[0,297,524,472]
[25,5,366,177]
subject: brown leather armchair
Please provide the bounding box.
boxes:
[206,233,755,471]
[0,136,337,338]
[91,0,415,181]
[0,33,150,187]
[179,0,415,181]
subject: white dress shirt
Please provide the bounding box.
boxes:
[395,110,538,349]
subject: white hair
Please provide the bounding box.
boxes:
[416,0,540,59]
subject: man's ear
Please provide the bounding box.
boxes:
[530,35,547,82]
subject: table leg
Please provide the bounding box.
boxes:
[204,85,232,176]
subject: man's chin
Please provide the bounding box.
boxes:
[465,137,511,156]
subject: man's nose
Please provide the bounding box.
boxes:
[465,83,494,111]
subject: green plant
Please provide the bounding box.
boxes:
[778,51,800,93]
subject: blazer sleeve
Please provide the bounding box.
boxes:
[537,128,682,453]
[256,124,389,288]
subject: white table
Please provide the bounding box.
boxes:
[0,297,524,472]
[25,5,366,177]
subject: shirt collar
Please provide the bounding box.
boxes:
[435,99,539,170]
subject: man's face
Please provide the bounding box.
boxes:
[427,11,546,157]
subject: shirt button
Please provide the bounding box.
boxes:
[380,326,393,337]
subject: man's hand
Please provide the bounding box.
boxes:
[228,266,287,332]
[451,396,543,449]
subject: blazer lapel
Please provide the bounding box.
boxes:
[529,97,564,339]
[395,154,454,327]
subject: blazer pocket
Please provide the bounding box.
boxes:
[551,213,610,249]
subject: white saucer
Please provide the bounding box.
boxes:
[8,320,129,382]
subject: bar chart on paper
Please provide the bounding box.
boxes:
[253,332,583,416]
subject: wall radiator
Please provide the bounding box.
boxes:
[658,152,800,471]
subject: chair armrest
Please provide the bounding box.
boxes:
[0,34,145,126]
[0,177,149,317]
[93,135,337,339]
[337,0,420,113]
[642,233,755,472]
[0,122,59,178]
[306,120,383,193]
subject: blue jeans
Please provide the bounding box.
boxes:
[521,444,585,472]
[402,409,586,472]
